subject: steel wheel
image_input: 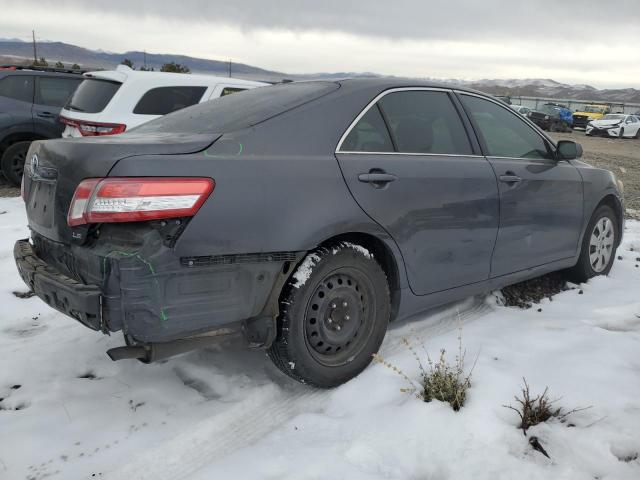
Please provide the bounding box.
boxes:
[268,243,390,388]
[304,269,373,367]
[588,217,615,273]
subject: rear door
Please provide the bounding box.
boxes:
[457,93,583,277]
[0,74,34,132]
[336,88,499,295]
[33,76,81,137]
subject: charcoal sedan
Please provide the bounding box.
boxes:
[15,79,624,387]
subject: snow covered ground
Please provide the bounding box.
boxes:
[1,196,639,480]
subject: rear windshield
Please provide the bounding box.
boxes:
[65,78,121,113]
[132,81,339,134]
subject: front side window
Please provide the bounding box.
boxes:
[36,77,81,107]
[378,91,472,155]
[0,75,34,103]
[460,94,552,160]
[340,105,394,152]
[133,86,207,115]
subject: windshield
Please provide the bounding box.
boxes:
[583,106,606,113]
[133,81,339,135]
[602,114,625,120]
[65,78,121,113]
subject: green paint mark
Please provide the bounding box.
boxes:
[203,141,244,157]
[102,250,168,323]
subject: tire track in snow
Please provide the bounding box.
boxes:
[105,296,493,480]
[106,384,327,480]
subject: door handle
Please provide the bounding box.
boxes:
[358,173,398,184]
[499,173,522,184]
[37,112,56,118]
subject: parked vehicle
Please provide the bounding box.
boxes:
[528,103,573,132]
[586,114,640,138]
[572,104,611,129]
[60,65,266,138]
[510,104,532,116]
[0,67,82,185]
[15,80,623,387]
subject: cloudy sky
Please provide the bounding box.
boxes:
[2,0,639,89]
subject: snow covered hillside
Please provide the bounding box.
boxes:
[1,196,639,480]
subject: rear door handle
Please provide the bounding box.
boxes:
[358,173,398,184]
[36,112,56,118]
[499,174,522,184]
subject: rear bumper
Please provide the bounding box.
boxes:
[14,229,303,344]
[14,239,103,330]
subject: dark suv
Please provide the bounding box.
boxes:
[0,67,82,185]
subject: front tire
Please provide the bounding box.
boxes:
[567,205,618,283]
[1,141,30,186]
[268,243,390,388]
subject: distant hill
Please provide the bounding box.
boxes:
[1,40,639,104]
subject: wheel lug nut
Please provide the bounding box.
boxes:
[336,325,341,331]
[331,303,336,309]
[328,318,333,324]
[345,315,350,321]
[343,301,348,307]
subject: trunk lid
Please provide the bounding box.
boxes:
[24,132,219,243]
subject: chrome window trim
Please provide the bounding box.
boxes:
[335,86,456,154]
[337,151,484,158]
[454,90,558,152]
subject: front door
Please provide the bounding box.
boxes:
[458,93,584,277]
[336,89,499,295]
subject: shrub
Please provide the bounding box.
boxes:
[373,327,476,411]
[504,378,591,434]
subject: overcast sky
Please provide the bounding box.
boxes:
[2,0,639,89]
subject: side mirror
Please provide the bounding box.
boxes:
[556,140,583,160]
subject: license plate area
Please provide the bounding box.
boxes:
[28,180,56,229]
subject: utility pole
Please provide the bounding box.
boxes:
[32,30,37,64]
[228,59,231,78]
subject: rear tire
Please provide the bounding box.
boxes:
[268,243,390,388]
[567,205,618,283]
[1,141,30,186]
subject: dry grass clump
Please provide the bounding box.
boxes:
[504,378,591,434]
[373,327,476,411]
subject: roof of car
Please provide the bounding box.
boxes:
[0,68,82,79]
[83,65,268,87]
[334,77,498,100]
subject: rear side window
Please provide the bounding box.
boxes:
[133,81,339,134]
[378,91,472,155]
[460,94,552,160]
[133,86,207,115]
[66,78,121,113]
[35,77,81,107]
[220,87,246,97]
[0,75,34,103]
[341,105,394,152]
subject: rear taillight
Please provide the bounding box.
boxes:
[60,116,126,136]
[67,177,214,226]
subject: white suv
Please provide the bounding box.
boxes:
[59,65,266,137]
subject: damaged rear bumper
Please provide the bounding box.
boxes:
[14,229,303,346]
[14,239,103,330]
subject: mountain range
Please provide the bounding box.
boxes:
[1,39,639,104]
